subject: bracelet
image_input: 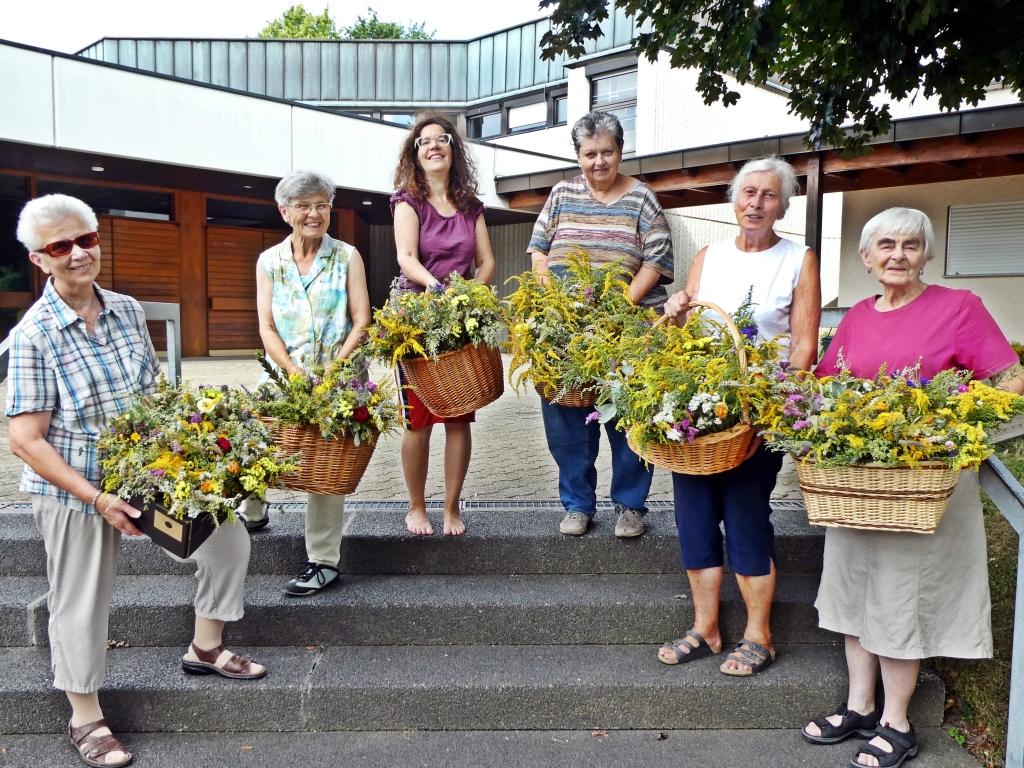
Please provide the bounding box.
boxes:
[89,489,104,509]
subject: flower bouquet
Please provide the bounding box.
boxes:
[99,380,296,557]
[253,352,400,495]
[597,292,781,475]
[760,364,1024,532]
[366,273,505,417]
[504,253,653,407]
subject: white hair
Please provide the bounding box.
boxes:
[16,194,99,252]
[274,170,337,207]
[859,207,935,261]
[727,156,801,215]
[571,111,624,154]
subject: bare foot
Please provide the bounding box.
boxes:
[405,509,433,535]
[443,510,466,536]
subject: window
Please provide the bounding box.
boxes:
[591,69,637,154]
[946,200,1024,277]
[507,102,546,134]
[553,95,568,125]
[468,111,501,139]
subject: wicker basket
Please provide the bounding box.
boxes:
[534,382,597,408]
[795,460,960,534]
[399,343,504,418]
[262,419,377,495]
[626,300,754,475]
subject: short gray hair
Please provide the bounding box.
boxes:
[571,110,624,154]
[274,170,336,207]
[727,157,801,215]
[16,194,99,252]
[859,207,935,261]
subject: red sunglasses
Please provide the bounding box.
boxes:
[37,231,101,258]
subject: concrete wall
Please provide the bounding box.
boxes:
[838,174,1024,341]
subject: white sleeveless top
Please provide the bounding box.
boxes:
[696,236,807,350]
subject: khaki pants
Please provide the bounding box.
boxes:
[33,495,250,694]
[240,494,345,567]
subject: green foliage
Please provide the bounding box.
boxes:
[258,4,341,39]
[538,0,1024,154]
[503,254,652,399]
[252,352,400,444]
[99,380,296,526]
[600,294,780,452]
[366,275,504,365]
[342,7,432,39]
[1011,341,1024,364]
[762,366,1024,469]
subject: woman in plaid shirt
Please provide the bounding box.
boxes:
[6,194,265,768]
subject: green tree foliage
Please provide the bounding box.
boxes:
[342,7,432,40]
[538,0,1024,153]
[258,4,341,39]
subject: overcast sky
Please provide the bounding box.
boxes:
[2,0,552,54]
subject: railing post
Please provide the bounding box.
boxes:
[980,457,1024,768]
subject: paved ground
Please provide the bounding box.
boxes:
[0,355,801,508]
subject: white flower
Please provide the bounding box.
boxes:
[197,397,217,413]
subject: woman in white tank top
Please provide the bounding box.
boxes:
[655,157,821,677]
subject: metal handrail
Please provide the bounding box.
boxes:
[0,301,182,386]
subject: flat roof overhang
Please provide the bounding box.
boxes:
[497,103,1024,211]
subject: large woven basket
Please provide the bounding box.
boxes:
[626,300,754,475]
[262,419,377,495]
[534,382,597,408]
[399,343,504,418]
[795,460,960,534]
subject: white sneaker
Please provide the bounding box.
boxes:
[614,506,646,538]
[559,512,590,536]
[283,562,339,596]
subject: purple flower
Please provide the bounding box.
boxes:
[150,469,166,478]
[740,325,758,340]
[189,413,202,424]
[792,419,811,430]
[171,441,183,454]
[957,384,969,393]
[584,411,600,425]
[349,378,364,391]
[583,286,595,302]
[365,381,378,393]
[429,282,445,294]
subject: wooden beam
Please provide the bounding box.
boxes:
[804,152,824,257]
[504,189,552,211]
[823,128,1024,173]
[175,191,208,357]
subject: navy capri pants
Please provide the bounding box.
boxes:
[671,445,784,577]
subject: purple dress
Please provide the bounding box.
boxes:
[389,190,484,293]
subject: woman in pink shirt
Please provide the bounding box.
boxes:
[801,208,1024,768]
[390,115,496,537]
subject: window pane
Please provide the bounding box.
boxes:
[508,101,546,133]
[468,112,501,139]
[554,96,568,125]
[606,105,636,154]
[381,113,414,127]
[592,70,637,107]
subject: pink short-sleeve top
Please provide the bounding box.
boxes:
[816,284,1017,380]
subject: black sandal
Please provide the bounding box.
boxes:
[802,702,879,745]
[851,723,918,768]
[658,630,718,665]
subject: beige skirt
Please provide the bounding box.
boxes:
[814,471,992,660]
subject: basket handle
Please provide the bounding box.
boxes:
[652,301,748,376]
[652,300,751,425]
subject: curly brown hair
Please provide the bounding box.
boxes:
[393,114,480,214]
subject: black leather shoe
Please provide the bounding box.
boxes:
[243,515,270,532]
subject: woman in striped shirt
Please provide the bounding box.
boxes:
[528,110,674,539]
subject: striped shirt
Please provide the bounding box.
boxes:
[5,278,160,514]
[528,175,674,306]
[257,233,353,371]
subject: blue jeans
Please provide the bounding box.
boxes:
[540,398,653,517]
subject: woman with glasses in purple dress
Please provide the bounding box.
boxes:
[390,115,496,537]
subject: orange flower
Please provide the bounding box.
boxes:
[714,402,729,419]
[228,461,241,475]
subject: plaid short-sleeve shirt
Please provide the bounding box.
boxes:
[5,278,161,514]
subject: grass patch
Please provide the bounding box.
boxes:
[932,438,1023,767]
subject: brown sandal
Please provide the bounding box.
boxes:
[68,718,132,768]
[181,643,266,679]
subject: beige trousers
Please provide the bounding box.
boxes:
[33,495,250,694]
[240,494,345,567]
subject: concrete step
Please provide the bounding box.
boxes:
[0,728,980,768]
[0,644,945,734]
[0,503,824,577]
[13,573,835,648]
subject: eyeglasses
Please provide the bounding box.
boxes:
[414,134,453,149]
[37,231,100,258]
[288,202,332,215]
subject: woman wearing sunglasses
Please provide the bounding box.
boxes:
[6,194,265,768]
[391,115,496,536]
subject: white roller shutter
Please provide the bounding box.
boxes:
[946,201,1024,276]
